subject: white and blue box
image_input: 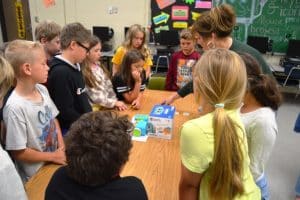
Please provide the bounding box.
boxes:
[148,104,176,140]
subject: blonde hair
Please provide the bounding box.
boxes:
[193,49,247,200]
[5,40,43,77]
[180,28,194,40]
[0,56,14,102]
[123,24,150,59]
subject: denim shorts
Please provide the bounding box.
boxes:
[256,174,270,200]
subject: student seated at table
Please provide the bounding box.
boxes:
[45,111,148,200]
[179,49,260,200]
[112,49,146,110]
[3,40,66,182]
[165,28,200,91]
[112,24,152,78]
[81,35,127,111]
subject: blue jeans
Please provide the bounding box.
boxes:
[256,174,270,200]
[296,175,300,197]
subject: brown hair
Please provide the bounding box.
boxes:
[81,35,109,89]
[118,49,145,89]
[194,49,246,200]
[240,53,282,110]
[60,22,91,50]
[5,40,43,77]
[192,4,236,38]
[65,111,133,186]
[123,24,150,59]
[35,20,61,41]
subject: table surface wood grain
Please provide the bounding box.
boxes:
[25,89,199,200]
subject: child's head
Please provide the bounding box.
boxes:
[86,35,101,64]
[65,111,133,186]
[120,49,145,76]
[34,20,61,58]
[60,22,91,63]
[5,40,48,84]
[193,48,247,200]
[124,24,146,49]
[240,53,282,110]
[179,29,196,55]
[194,48,246,108]
[0,56,14,101]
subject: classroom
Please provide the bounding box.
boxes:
[0,0,300,200]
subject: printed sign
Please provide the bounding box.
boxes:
[172,6,189,20]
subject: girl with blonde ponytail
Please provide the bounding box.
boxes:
[179,48,260,200]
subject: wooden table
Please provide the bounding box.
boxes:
[25,89,199,200]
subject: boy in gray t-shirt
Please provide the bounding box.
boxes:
[4,40,66,182]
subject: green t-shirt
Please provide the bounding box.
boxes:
[180,109,261,200]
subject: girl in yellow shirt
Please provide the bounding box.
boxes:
[112,24,152,78]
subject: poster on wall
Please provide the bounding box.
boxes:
[151,0,212,43]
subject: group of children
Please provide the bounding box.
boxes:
[0,3,295,200]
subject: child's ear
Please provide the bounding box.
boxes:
[22,63,32,75]
[70,41,77,50]
[40,37,47,44]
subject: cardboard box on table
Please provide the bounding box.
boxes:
[148,105,176,140]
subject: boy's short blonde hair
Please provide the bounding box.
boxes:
[35,20,61,41]
[180,28,194,40]
[5,40,43,77]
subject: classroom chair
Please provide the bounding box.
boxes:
[282,64,300,98]
[147,76,166,90]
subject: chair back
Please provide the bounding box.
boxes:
[147,76,166,90]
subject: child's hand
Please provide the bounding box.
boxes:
[115,101,127,111]
[131,99,141,110]
[52,147,66,165]
[132,70,141,82]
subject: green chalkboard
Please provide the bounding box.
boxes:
[213,0,300,53]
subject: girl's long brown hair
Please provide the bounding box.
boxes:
[118,49,145,89]
[81,35,110,89]
[194,49,247,200]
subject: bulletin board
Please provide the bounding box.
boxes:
[151,0,212,34]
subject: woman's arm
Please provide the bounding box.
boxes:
[179,163,202,200]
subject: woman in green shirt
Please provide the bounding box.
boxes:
[162,4,273,105]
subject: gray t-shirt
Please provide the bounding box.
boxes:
[0,145,27,200]
[3,84,59,181]
[241,107,277,181]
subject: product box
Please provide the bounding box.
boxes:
[132,114,149,137]
[148,104,176,140]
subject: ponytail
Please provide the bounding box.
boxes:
[209,107,244,200]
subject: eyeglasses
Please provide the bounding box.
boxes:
[76,41,90,53]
